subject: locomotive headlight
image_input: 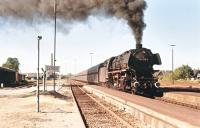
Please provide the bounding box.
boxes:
[132,82,140,88]
[154,82,160,88]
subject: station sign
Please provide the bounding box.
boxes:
[45,65,60,72]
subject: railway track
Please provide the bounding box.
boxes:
[162,86,200,93]
[155,96,200,110]
[71,85,145,128]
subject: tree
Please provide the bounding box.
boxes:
[173,65,194,80]
[2,57,20,71]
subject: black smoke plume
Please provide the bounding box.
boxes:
[0,0,146,44]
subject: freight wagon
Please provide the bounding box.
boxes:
[0,67,25,86]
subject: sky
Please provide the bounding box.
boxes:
[0,0,200,74]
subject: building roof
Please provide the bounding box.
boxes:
[0,67,16,72]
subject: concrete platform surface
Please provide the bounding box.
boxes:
[0,85,85,128]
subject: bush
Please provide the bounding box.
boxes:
[173,65,193,80]
[161,73,172,81]
[162,65,194,80]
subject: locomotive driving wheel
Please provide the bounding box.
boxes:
[131,87,138,94]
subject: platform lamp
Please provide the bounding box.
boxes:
[170,44,176,85]
[37,36,42,112]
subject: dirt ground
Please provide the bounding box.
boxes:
[0,86,85,128]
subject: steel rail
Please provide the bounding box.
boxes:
[70,85,87,128]
[155,97,200,110]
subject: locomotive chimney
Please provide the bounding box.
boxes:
[136,44,142,49]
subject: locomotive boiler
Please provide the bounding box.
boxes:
[74,44,162,96]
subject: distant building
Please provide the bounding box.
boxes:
[154,70,171,79]
[197,73,200,79]
[25,73,43,80]
[193,70,200,79]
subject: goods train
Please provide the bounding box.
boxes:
[0,67,25,86]
[73,44,162,96]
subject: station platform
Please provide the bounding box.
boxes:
[83,85,200,128]
[0,85,85,128]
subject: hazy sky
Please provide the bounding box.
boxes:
[0,0,199,74]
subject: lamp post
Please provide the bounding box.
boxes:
[90,53,93,67]
[170,45,176,85]
[37,36,42,112]
[53,0,57,92]
[41,68,46,92]
[124,0,129,7]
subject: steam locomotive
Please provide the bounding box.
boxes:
[73,44,162,96]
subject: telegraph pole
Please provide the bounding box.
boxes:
[37,36,42,112]
[53,0,57,91]
[90,53,93,67]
